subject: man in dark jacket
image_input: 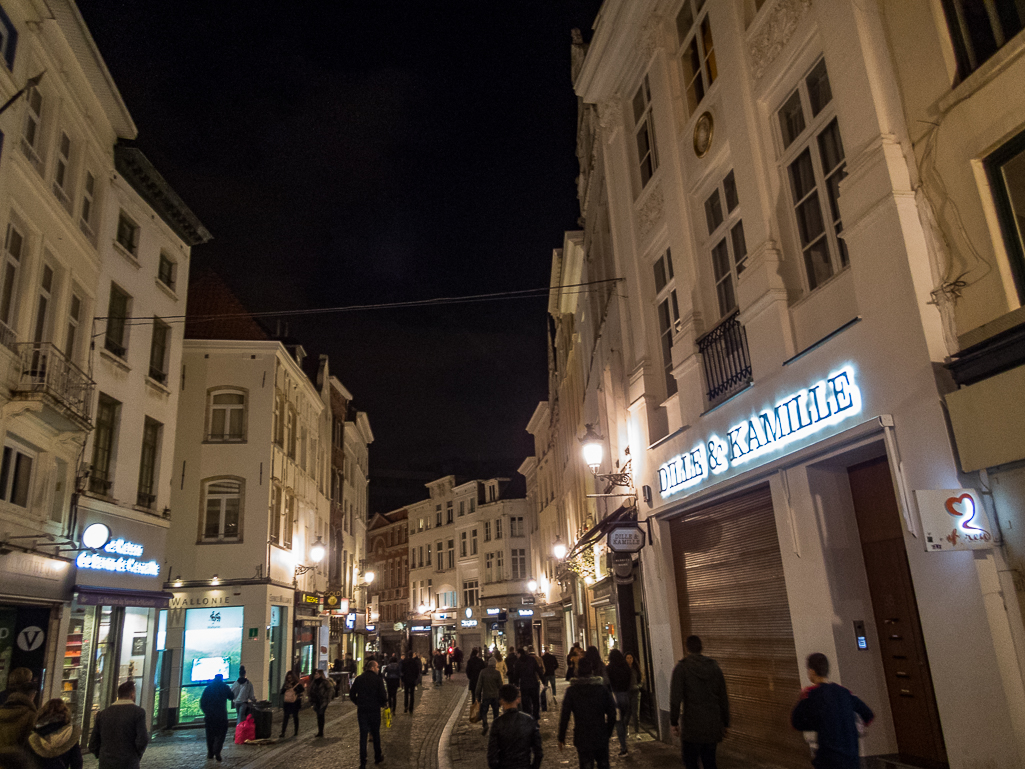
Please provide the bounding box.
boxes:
[791,653,873,769]
[349,660,388,769]
[466,649,486,704]
[516,649,542,720]
[199,674,234,761]
[475,658,504,735]
[487,685,542,769]
[670,636,730,769]
[558,658,617,769]
[89,680,149,769]
[400,652,423,713]
[541,649,560,699]
[431,650,445,686]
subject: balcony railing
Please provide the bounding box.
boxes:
[14,343,95,423]
[697,311,752,407]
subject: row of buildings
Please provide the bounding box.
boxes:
[504,2,1025,769]
[0,0,375,741]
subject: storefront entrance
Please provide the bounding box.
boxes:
[669,483,806,768]
[848,457,948,767]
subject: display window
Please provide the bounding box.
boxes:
[180,606,243,722]
[268,605,286,706]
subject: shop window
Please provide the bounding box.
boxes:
[676,0,717,118]
[201,477,243,542]
[0,438,34,507]
[984,127,1025,303]
[180,606,243,722]
[207,389,246,442]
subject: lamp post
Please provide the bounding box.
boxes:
[293,536,326,587]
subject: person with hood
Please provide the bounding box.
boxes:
[88,680,148,769]
[383,656,402,713]
[230,666,256,724]
[465,648,486,705]
[308,669,334,738]
[26,699,80,769]
[0,668,37,751]
[349,660,388,769]
[400,651,422,713]
[278,671,304,739]
[515,649,542,720]
[557,658,617,769]
[487,685,542,769]
[200,673,234,761]
[669,636,730,769]
[474,657,504,736]
[607,650,632,756]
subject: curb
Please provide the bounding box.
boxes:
[437,687,469,769]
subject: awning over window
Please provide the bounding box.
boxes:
[564,503,636,562]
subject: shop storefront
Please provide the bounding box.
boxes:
[431,614,456,652]
[409,623,432,657]
[457,608,481,652]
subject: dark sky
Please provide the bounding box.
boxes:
[80,1,601,510]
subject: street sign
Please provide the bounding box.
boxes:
[607,523,645,553]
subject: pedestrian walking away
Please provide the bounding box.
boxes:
[454,646,464,673]
[475,657,503,735]
[669,636,730,769]
[88,680,149,769]
[26,698,82,769]
[558,658,617,769]
[231,666,256,724]
[541,647,560,701]
[309,668,335,738]
[279,671,305,739]
[383,656,402,712]
[487,684,542,769]
[791,653,874,769]
[515,648,542,720]
[625,653,643,735]
[401,651,423,713]
[493,650,507,684]
[432,649,446,686]
[444,652,454,681]
[200,673,234,761]
[0,667,38,751]
[466,648,486,705]
[607,650,633,755]
[350,659,388,769]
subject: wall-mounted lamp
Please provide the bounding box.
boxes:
[579,424,633,489]
[552,536,567,560]
[173,576,183,587]
[210,574,220,585]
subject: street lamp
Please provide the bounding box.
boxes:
[418,602,427,615]
[309,536,326,564]
[579,424,633,488]
[553,536,567,560]
[364,571,375,584]
[527,579,538,593]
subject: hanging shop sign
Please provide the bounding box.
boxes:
[607,523,646,553]
[916,489,993,552]
[658,366,862,498]
[76,524,159,577]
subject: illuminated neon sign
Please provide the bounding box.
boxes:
[659,367,862,498]
[76,536,159,577]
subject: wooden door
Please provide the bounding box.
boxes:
[848,457,948,768]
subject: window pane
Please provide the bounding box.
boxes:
[653,258,668,293]
[817,119,845,175]
[778,90,806,149]
[229,409,244,438]
[683,39,704,114]
[657,298,672,335]
[632,86,646,124]
[789,149,817,203]
[998,148,1025,258]
[795,193,826,247]
[806,59,832,116]
[223,499,240,537]
[205,500,221,538]
[701,17,717,84]
[717,274,736,318]
[11,453,31,507]
[705,189,723,234]
[676,1,695,43]
[723,170,739,212]
[803,238,834,290]
[213,393,245,405]
[711,239,730,281]
[210,410,226,437]
[731,221,748,273]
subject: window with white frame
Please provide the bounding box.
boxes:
[676,0,717,118]
[437,590,456,609]
[0,438,33,507]
[985,128,1025,302]
[485,552,494,583]
[158,253,175,290]
[427,543,432,567]
[32,264,52,344]
[446,500,453,523]
[149,318,170,384]
[270,484,282,544]
[460,532,467,557]
[208,389,246,442]
[115,211,140,256]
[202,478,243,542]
[778,58,848,292]
[463,579,478,606]
[459,500,465,516]
[496,550,504,581]
[941,1,1025,81]
[470,498,476,513]
[21,86,42,169]
[79,172,96,240]
[0,223,24,335]
[653,249,680,398]
[471,528,478,555]
[64,292,81,361]
[52,132,72,212]
[104,283,130,358]
[286,406,297,457]
[510,516,525,537]
[495,518,502,539]
[704,170,748,318]
[484,521,491,542]
[511,549,526,580]
[283,491,295,548]
[447,539,454,569]
[631,74,658,188]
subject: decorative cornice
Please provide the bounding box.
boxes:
[635,181,664,243]
[748,0,812,80]
[597,99,623,137]
[640,12,664,62]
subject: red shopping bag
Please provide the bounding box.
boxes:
[235,714,256,744]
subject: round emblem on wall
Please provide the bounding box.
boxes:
[81,523,110,550]
[693,111,714,158]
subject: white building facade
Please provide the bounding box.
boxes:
[545,1,1025,767]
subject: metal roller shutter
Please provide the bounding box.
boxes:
[544,619,564,664]
[669,483,806,768]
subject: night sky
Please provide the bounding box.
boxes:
[80,1,602,510]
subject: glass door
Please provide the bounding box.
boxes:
[268,606,285,706]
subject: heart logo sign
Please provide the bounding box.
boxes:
[917,489,993,552]
[944,492,991,541]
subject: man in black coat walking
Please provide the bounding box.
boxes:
[466,648,486,705]
[400,652,423,714]
[350,660,388,769]
[88,680,149,769]
[669,636,730,769]
[200,674,234,761]
[487,685,542,769]
[515,649,542,720]
[558,658,617,769]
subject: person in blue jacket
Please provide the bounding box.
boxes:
[791,653,874,769]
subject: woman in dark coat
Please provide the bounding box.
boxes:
[308,669,334,738]
[26,699,81,769]
[465,648,486,704]
[279,671,305,738]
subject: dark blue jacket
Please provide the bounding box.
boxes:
[791,683,874,769]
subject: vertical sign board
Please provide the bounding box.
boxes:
[915,489,993,551]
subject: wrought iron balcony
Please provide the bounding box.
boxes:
[14,343,95,426]
[697,311,752,407]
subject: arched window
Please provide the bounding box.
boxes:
[207,388,247,442]
[201,477,243,542]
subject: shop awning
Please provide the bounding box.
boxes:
[76,586,171,608]
[564,503,636,561]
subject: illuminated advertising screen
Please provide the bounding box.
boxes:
[180,607,243,721]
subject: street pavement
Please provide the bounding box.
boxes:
[81,673,756,769]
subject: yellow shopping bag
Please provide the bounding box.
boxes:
[383,707,392,728]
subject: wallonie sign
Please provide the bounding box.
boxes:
[659,366,862,499]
